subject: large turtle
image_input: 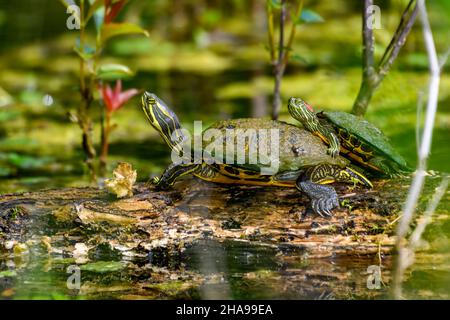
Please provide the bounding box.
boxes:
[287,97,412,176]
[141,92,372,217]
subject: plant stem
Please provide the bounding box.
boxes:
[392,0,447,299]
[282,0,304,66]
[271,0,286,120]
[267,1,276,64]
[269,0,303,120]
[99,111,111,176]
[352,0,418,116]
[78,0,97,179]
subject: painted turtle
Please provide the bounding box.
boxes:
[141,92,372,217]
[288,97,411,176]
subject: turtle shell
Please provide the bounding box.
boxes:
[203,118,348,175]
[320,111,410,171]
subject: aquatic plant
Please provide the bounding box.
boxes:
[59,0,148,178]
[99,79,138,172]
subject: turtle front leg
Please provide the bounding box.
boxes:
[325,131,341,158]
[152,163,200,190]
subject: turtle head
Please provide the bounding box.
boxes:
[141,92,186,151]
[287,97,319,131]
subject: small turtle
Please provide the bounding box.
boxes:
[288,97,412,176]
[141,92,372,217]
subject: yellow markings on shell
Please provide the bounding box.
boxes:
[203,164,296,187]
[196,172,296,187]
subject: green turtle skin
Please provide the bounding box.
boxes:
[141,92,373,217]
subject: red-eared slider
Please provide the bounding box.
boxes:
[141,92,372,217]
[288,98,411,176]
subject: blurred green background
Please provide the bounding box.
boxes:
[0,0,449,193]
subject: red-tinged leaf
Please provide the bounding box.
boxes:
[118,88,139,106]
[100,80,139,112]
[105,0,129,23]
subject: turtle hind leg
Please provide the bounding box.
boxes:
[296,164,372,217]
[153,162,201,190]
[297,181,339,217]
[307,163,372,188]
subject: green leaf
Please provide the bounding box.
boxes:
[96,63,134,80]
[101,23,149,43]
[298,9,324,24]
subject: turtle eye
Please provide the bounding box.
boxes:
[147,98,156,105]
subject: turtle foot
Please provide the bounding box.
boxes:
[152,176,171,190]
[298,181,339,217]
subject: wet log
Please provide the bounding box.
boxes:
[4,175,449,298]
[0,178,407,260]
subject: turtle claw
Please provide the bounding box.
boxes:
[152,176,172,190]
[312,198,333,218]
[298,181,339,217]
[322,206,332,217]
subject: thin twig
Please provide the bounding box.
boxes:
[409,177,449,249]
[352,0,418,116]
[282,0,304,66]
[415,91,424,156]
[438,45,450,70]
[267,1,276,64]
[392,0,447,299]
[271,0,286,120]
[362,0,376,81]
[378,0,417,78]
[278,1,286,66]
